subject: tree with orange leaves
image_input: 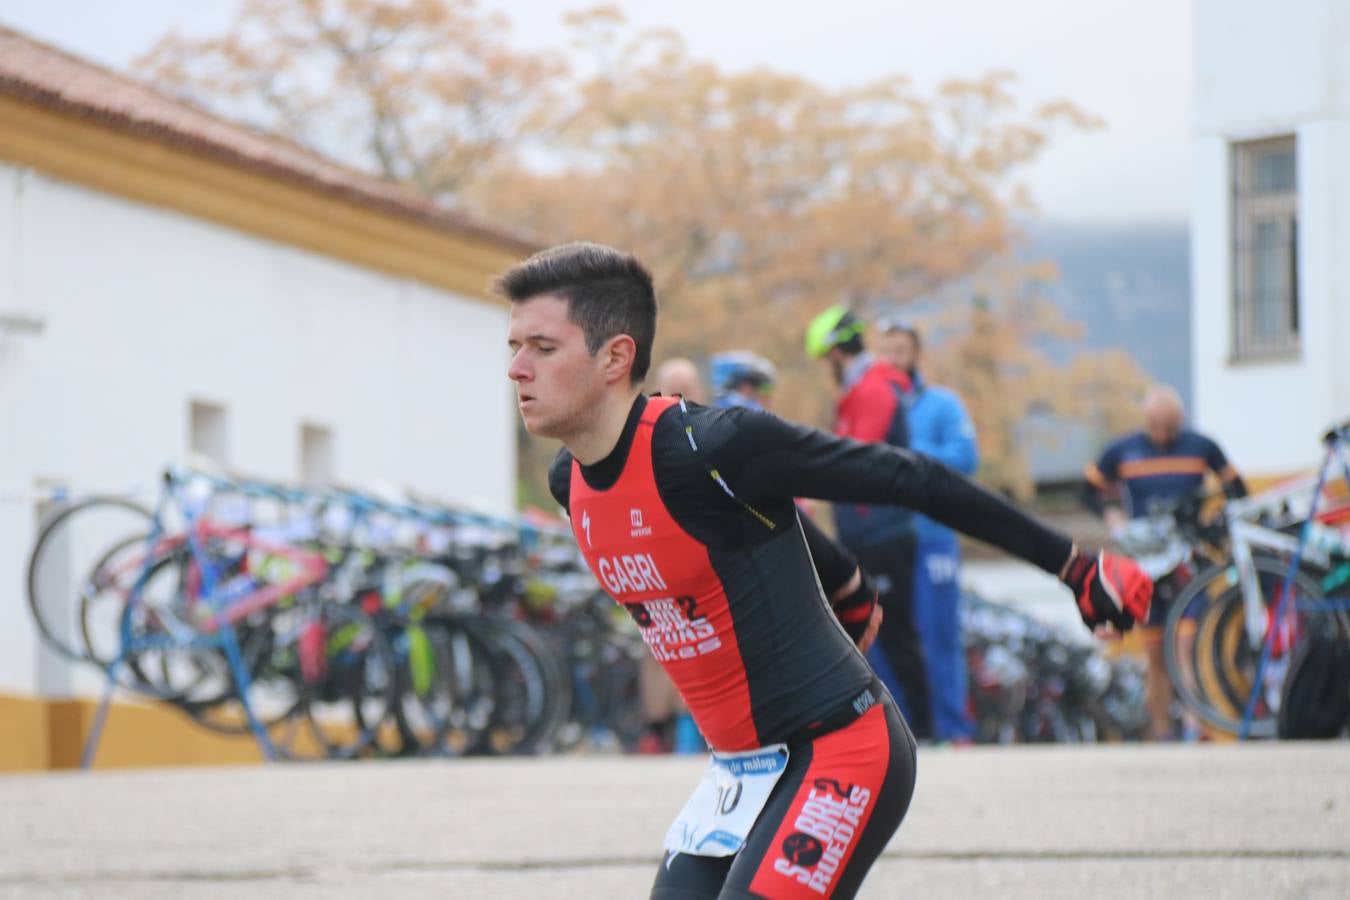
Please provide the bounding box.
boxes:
[137,2,1149,504]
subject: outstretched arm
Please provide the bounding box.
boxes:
[705,408,1152,632]
[715,408,1073,575]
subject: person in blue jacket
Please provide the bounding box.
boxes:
[875,317,979,743]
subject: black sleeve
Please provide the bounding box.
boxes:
[798,512,858,597]
[706,408,1074,575]
[547,448,573,512]
[1199,435,1230,474]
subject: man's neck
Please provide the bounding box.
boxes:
[840,351,873,389]
[566,387,644,465]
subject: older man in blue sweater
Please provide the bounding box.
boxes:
[876,318,979,743]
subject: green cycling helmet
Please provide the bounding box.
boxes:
[804,305,866,358]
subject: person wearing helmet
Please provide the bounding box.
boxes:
[710,350,778,411]
[805,305,934,740]
[502,242,1152,900]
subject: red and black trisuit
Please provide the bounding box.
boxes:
[549,395,1073,899]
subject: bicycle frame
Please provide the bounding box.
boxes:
[1238,424,1350,738]
[1220,461,1348,652]
[86,467,328,765]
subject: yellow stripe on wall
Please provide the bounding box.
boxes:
[0,692,263,771]
[0,94,530,305]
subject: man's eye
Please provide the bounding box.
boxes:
[538,346,555,354]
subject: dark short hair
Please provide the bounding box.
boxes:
[877,316,920,351]
[495,242,657,384]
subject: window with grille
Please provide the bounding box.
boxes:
[1232,136,1299,359]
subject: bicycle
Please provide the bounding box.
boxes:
[1162,423,1350,738]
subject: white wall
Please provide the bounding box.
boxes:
[1191,0,1350,474]
[1192,0,1349,135]
[0,162,516,695]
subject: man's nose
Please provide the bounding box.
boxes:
[508,351,530,382]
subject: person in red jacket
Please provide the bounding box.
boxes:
[502,242,1151,899]
[805,305,932,740]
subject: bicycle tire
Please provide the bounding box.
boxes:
[449,616,565,756]
[1164,555,1322,738]
[77,531,152,666]
[1277,614,1350,739]
[26,496,153,661]
[299,603,399,760]
[383,618,459,756]
[177,608,306,737]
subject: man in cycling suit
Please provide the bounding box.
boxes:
[502,242,1152,899]
[1084,384,1247,740]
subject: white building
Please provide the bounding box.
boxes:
[1191,0,1350,476]
[0,27,533,768]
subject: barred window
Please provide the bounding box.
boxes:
[1232,136,1298,359]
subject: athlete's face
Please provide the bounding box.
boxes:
[507,294,608,439]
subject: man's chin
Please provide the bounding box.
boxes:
[519,411,560,439]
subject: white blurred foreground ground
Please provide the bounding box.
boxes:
[2,743,1346,898]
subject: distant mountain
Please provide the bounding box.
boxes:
[1026,220,1191,407]
[1019,221,1191,482]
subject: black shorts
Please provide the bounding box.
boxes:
[650,694,916,899]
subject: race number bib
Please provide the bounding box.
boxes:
[662,744,789,857]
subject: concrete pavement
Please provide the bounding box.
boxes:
[2,743,1347,898]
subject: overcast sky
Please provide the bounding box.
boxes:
[0,0,1192,224]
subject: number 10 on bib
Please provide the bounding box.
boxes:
[663,745,790,857]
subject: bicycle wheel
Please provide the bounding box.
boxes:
[178,606,307,739]
[78,532,155,666]
[382,618,459,756]
[298,603,399,760]
[451,616,567,756]
[1164,555,1323,738]
[420,616,496,756]
[593,634,646,752]
[27,496,153,661]
[116,543,224,703]
[1277,614,1350,739]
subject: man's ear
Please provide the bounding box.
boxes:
[601,334,637,385]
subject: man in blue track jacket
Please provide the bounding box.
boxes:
[877,317,979,743]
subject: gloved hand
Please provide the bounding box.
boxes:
[1059,548,1153,633]
[831,568,879,646]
